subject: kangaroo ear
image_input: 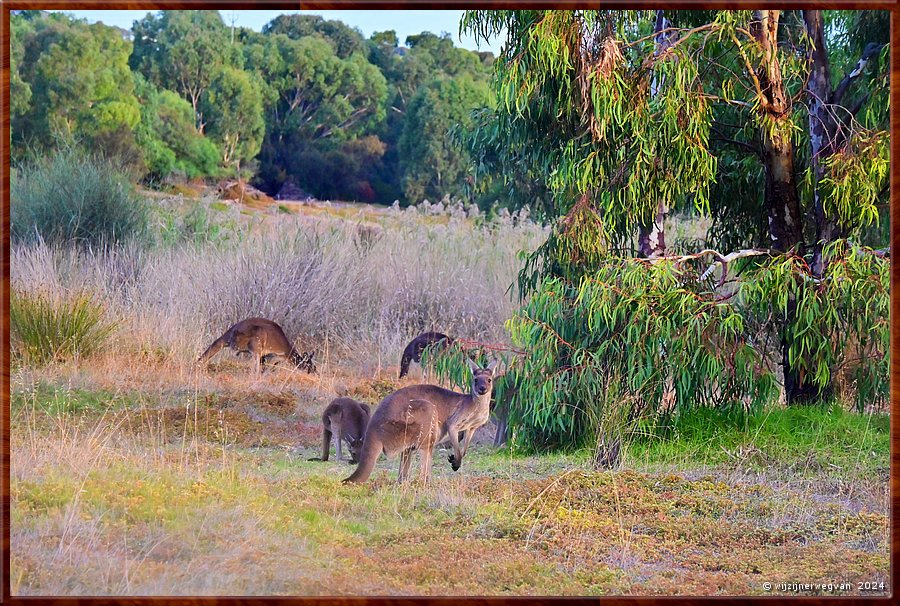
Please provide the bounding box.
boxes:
[465,357,480,372]
[486,359,499,373]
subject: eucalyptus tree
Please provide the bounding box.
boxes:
[398,74,492,202]
[243,28,388,197]
[14,14,140,150]
[201,66,265,173]
[452,10,888,456]
[130,10,242,133]
[133,73,220,180]
[262,13,366,59]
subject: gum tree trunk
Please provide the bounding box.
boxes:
[751,10,822,404]
[752,10,804,253]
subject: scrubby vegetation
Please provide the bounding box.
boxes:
[11,149,149,248]
[11,195,543,369]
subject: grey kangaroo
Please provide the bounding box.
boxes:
[343,359,498,485]
[399,331,453,379]
[197,317,316,374]
[308,398,372,463]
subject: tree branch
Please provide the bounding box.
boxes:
[729,30,767,109]
[710,125,760,157]
[701,94,752,109]
[649,248,773,287]
[831,42,883,106]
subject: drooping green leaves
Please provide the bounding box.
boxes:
[741,241,889,410]
[461,10,717,244]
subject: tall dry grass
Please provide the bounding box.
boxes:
[10,201,546,373]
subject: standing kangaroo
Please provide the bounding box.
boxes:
[343,359,498,485]
[308,398,371,463]
[197,317,316,374]
[399,331,453,379]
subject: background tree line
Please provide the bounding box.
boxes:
[10,10,494,204]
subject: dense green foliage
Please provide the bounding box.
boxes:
[133,74,221,180]
[10,10,494,204]
[13,13,141,164]
[440,9,891,455]
[399,75,492,202]
[741,242,889,411]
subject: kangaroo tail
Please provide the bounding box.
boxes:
[198,335,227,364]
[342,433,382,484]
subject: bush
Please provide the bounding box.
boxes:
[11,149,150,248]
[10,288,118,365]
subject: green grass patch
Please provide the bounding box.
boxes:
[465,446,590,479]
[13,474,80,514]
[629,405,889,475]
[11,382,145,416]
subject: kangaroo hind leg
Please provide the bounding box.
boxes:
[418,443,434,485]
[332,418,344,461]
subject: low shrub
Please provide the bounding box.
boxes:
[10,288,118,365]
[11,148,150,249]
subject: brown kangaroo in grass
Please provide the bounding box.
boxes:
[308,398,371,463]
[343,359,498,485]
[197,317,316,374]
[398,331,453,379]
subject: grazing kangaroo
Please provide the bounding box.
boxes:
[399,331,453,379]
[308,398,371,463]
[343,359,498,485]
[197,317,316,374]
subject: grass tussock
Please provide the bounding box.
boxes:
[11,289,118,366]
